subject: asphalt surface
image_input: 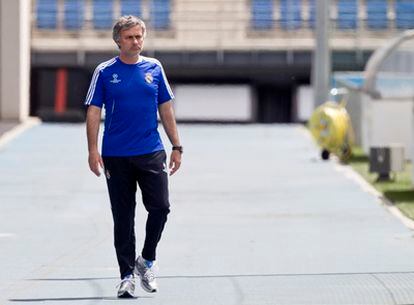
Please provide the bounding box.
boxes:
[1,123,414,305]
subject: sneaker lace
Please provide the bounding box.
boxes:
[143,268,155,282]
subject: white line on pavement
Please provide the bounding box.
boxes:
[0,233,16,238]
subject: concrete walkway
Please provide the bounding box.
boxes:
[1,123,414,305]
[0,121,19,137]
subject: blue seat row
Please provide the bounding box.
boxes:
[121,0,142,18]
[251,0,274,30]
[336,0,358,29]
[366,0,388,29]
[252,0,359,31]
[252,0,361,30]
[251,0,414,30]
[37,0,84,30]
[93,0,113,29]
[64,0,84,30]
[308,0,359,30]
[280,0,302,30]
[36,0,57,29]
[36,0,170,30]
[151,0,171,30]
[308,0,316,28]
[35,0,414,31]
[395,0,414,29]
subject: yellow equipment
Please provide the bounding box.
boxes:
[308,96,354,162]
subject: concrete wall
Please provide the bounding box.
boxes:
[361,97,413,161]
[294,85,314,122]
[0,0,31,121]
[173,84,254,122]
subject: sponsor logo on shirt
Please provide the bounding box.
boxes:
[145,72,153,84]
[110,73,121,83]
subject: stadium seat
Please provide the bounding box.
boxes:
[64,0,84,30]
[366,0,388,30]
[395,0,414,29]
[337,0,358,30]
[150,0,171,30]
[308,0,316,29]
[280,0,302,30]
[36,0,57,29]
[121,0,142,17]
[93,0,114,30]
[251,0,274,30]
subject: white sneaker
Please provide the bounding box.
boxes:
[117,274,135,298]
[134,256,158,293]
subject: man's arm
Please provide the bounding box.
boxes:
[86,105,104,177]
[158,101,182,175]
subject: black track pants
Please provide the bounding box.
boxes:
[103,150,170,279]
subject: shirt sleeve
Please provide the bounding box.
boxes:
[84,67,104,108]
[157,63,174,105]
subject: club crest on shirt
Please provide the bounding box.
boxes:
[110,73,121,83]
[145,73,153,84]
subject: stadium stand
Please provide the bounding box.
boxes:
[31,0,414,50]
[280,0,302,30]
[29,0,414,124]
[336,0,358,30]
[366,0,388,30]
[34,0,414,33]
[64,0,84,30]
[251,0,273,30]
[395,0,414,29]
[150,0,171,30]
[308,0,316,28]
[93,0,114,29]
[121,0,142,18]
[36,0,57,29]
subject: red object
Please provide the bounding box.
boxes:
[55,68,67,114]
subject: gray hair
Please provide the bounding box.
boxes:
[112,15,146,47]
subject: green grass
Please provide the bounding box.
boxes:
[348,147,414,220]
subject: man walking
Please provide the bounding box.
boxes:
[85,15,182,298]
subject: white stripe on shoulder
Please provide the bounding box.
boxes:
[85,58,117,105]
[140,56,161,66]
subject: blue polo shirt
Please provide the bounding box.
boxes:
[85,56,174,157]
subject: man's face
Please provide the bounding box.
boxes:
[118,25,144,57]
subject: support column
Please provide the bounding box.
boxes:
[312,0,331,107]
[0,0,31,121]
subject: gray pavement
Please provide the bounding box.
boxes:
[1,123,414,305]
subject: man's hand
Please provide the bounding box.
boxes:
[159,101,182,176]
[86,105,103,177]
[88,150,104,177]
[169,150,182,176]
